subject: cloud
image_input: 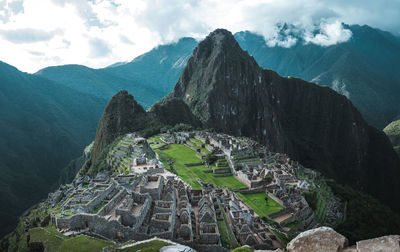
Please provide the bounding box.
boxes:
[0,0,24,23]
[0,28,61,43]
[304,21,352,46]
[0,0,399,73]
[89,38,111,58]
[119,35,134,45]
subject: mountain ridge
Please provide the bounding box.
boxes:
[154,28,400,211]
[234,24,400,128]
[0,60,105,237]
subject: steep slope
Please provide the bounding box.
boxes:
[80,90,159,175]
[234,25,400,128]
[384,120,400,156]
[157,29,400,211]
[36,38,197,109]
[0,61,105,237]
[35,27,400,128]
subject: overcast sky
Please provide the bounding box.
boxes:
[0,0,399,73]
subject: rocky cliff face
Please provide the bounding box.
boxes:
[156,29,400,211]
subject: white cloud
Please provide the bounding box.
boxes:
[0,28,62,43]
[0,0,398,73]
[304,21,352,46]
[89,38,111,58]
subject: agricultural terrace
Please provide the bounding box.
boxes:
[149,135,246,190]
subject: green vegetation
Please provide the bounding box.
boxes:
[92,201,107,214]
[302,178,334,224]
[0,61,106,238]
[170,123,194,133]
[153,142,246,190]
[231,245,253,252]
[284,220,301,229]
[271,229,292,245]
[80,136,123,176]
[236,192,283,217]
[120,240,171,252]
[217,220,230,247]
[17,227,66,252]
[326,180,400,244]
[59,235,113,252]
[299,170,334,225]
[220,207,239,248]
[218,207,240,248]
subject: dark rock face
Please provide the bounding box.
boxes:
[90,90,147,164]
[149,97,201,127]
[28,242,44,252]
[159,29,400,210]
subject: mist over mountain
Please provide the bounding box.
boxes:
[0,61,105,237]
[235,24,400,128]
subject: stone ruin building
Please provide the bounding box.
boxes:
[45,132,329,251]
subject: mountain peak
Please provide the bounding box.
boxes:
[158,28,400,211]
[83,90,148,175]
[198,28,241,54]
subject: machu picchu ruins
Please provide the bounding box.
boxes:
[41,130,338,251]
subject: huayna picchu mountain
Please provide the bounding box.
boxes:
[80,90,151,175]
[152,29,400,211]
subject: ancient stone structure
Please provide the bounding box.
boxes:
[45,132,361,251]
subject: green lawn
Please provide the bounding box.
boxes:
[59,235,113,252]
[189,138,211,154]
[120,240,171,252]
[17,227,114,252]
[236,192,284,217]
[154,144,246,190]
[18,227,67,252]
[147,135,165,149]
[232,246,253,252]
[220,207,239,248]
[285,220,301,229]
[217,220,230,248]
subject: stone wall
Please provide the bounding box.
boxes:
[85,183,116,212]
[140,176,164,200]
[267,192,284,207]
[213,168,231,174]
[98,189,127,216]
[116,193,151,229]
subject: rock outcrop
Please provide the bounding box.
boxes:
[356,235,400,252]
[384,120,400,156]
[155,29,400,211]
[286,227,400,252]
[287,227,348,252]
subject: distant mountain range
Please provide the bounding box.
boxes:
[37,24,400,129]
[36,37,198,109]
[0,61,105,237]
[234,24,400,129]
[1,23,400,238]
